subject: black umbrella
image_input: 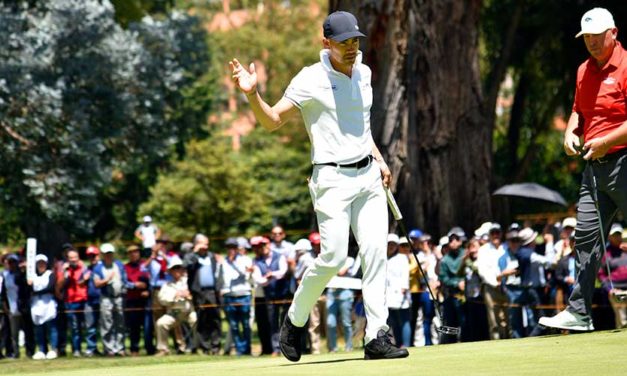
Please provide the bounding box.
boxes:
[493,183,568,207]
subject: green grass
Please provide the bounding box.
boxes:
[4,329,627,376]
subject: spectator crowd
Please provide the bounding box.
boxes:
[1,216,626,360]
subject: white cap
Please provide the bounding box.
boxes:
[143,215,152,223]
[399,237,410,245]
[562,217,577,229]
[35,254,48,263]
[101,243,115,254]
[168,255,183,269]
[576,8,615,38]
[294,238,312,253]
[387,233,400,244]
[474,221,492,238]
[610,223,624,235]
[438,236,449,247]
[518,228,538,246]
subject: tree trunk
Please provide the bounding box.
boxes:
[24,219,71,260]
[330,0,491,236]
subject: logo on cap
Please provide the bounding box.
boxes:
[323,11,366,42]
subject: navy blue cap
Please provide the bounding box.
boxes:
[323,11,366,42]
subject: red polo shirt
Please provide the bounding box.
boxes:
[64,265,88,303]
[573,41,627,155]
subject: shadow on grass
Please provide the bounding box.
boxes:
[279,357,363,366]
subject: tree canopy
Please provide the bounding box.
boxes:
[0,0,213,247]
[3,0,627,247]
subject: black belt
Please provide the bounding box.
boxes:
[593,147,627,164]
[315,155,373,169]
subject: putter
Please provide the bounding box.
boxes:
[588,163,627,302]
[385,188,461,335]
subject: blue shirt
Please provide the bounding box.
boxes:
[197,255,215,288]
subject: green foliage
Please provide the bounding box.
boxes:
[0,0,213,241]
[139,129,312,240]
[239,128,312,230]
[210,0,324,143]
[137,1,324,240]
[139,136,258,240]
[110,0,175,26]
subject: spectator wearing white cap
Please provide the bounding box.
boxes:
[218,237,253,355]
[474,222,493,247]
[237,236,251,256]
[156,256,196,355]
[599,223,627,328]
[385,234,410,348]
[93,243,131,356]
[476,222,510,340]
[28,254,58,360]
[135,215,161,259]
[553,217,577,263]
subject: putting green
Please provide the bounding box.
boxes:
[5,329,626,376]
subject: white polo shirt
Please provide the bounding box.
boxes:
[284,49,373,164]
[386,252,410,309]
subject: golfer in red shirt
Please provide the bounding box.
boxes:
[540,7,627,331]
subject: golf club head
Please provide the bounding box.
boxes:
[437,326,460,335]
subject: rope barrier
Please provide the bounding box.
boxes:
[57,297,292,314]
[48,293,627,315]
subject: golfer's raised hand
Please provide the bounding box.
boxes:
[229,58,257,95]
[563,130,581,156]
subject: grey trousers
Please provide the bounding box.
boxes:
[568,152,627,317]
[100,296,125,355]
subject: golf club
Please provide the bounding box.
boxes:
[589,164,627,302]
[385,188,461,335]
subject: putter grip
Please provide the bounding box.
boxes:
[385,188,403,221]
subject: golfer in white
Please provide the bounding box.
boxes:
[229,11,407,361]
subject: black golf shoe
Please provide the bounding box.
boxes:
[279,316,304,362]
[364,330,410,360]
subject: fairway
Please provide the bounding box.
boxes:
[4,329,626,376]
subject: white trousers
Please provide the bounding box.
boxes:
[288,162,389,344]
